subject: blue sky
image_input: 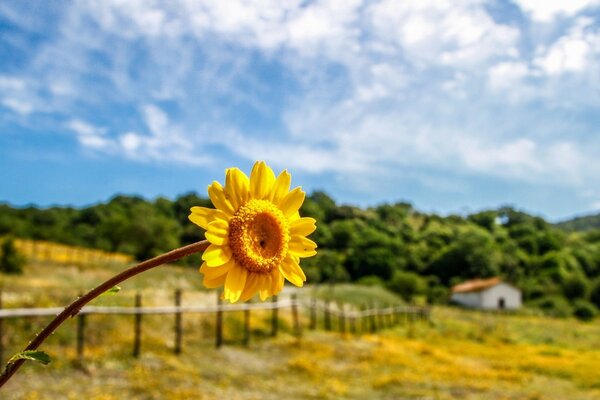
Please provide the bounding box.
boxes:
[1,1,600,221]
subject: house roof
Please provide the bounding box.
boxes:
[451,277,504,293]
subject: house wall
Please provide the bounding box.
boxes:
[480,283,521,310]
[451,283,522,310]
[450,291,481,308]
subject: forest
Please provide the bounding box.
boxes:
[1,192,600,319]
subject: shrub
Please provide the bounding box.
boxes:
[356,275,384,287]
[0,237,25,274]
[562,274,589,301]
[531,296,572,318]
[387,270,427,302]
[590,279,600,309]
[573,300,598,322]
[427,285,449,304]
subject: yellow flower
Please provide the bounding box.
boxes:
[189,161,317,303]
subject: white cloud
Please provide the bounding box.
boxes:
[0,75,37,115]
[534,17,598,75]
[0,76,26,91]
[142,104,169,138]
[67,119,104,137]
[1,98,34,115]
[66,119,112,150]
[514,0,599,22]
[2,0,600,201]
[119,131,142,152]
[538,38,590,74]
[488,61,530,89]
[368,0,520,68]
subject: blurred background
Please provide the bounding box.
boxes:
[1,1,600,399]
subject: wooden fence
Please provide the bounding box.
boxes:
[0,290,430,364]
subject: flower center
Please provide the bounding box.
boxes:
[228,199,289,274]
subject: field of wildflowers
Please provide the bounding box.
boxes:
[1,256,600,399]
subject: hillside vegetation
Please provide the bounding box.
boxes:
[2,192,600,319]
[555,213,600,232]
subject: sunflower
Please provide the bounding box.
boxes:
[189,161,317,303]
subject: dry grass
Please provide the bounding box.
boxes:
[2,260,600,399]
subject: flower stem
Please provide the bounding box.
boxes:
[0,239,209,388]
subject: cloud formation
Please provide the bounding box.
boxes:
[1,0,600,216]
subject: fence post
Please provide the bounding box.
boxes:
[77,291,86,363]
[324,300,331,331]
[216,291,223,348]
[291,294,301,339]
[271,295,278,337]
[350,307,356,334]
[0,289,3,365]
[358,304,367,334]
[370,302,377,333]
[77,314,86,362]
[309,296,316,330]
[133,293,142,357]
[244,306,251,346]
[339,304,346,334]
[378,303,385,329]
[174,289,182,354]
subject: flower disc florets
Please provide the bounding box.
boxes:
[228,199,289,274]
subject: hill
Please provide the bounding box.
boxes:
[555,212,600,232]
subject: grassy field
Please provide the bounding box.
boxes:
[1,258,600,399]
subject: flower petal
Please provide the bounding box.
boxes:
[189,206,228,229]
[202,273,227,288]
[289,235,318,258]
[271,269,284,295]
[199,259,233,279]
[259,273,273,300]
[240,273,261,302]
[279,255,306,287]
[289,217,317,236]
[224,265,248,303]
[250,161,276,200]
[202,244,232,267]
[225,167,250,209]
[270,170,291,204]
[279,187,305,218]
[208,181,235,216]
[205,219,229,245]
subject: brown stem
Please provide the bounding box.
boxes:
[0,239,209,388]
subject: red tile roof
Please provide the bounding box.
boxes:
[451,277,503,293]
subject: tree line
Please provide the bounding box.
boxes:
[1,192,600,319]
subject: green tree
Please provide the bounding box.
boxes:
[301,249,348,284]
[590,279,600,309]
[387,270,427,301]
[562,274,589,301]
[0,237,25,274]
[573,300,597,321]
[428,225,501,284]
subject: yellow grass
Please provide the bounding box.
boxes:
[2,259,600,399]
[12,238,133,266]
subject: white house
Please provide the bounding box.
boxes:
[450,277,521,310]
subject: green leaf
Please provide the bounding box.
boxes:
[8,350,51,365]
[101,286,121,296]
